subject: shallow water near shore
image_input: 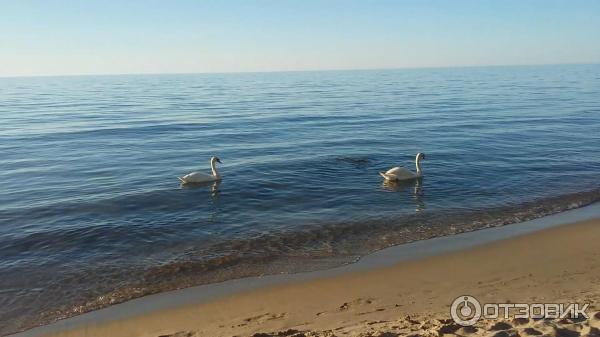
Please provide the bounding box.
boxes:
[11,201,600,337]
[1,64,600,335]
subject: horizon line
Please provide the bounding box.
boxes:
[2,61,598,79]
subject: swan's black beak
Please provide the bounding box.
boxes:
[216,158,222,163]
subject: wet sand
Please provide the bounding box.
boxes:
[18,213,600,337]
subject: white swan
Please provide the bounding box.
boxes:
[379,153,425,181]
[178,156,222,184]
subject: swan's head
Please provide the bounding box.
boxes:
[211,156,222,164]
[416,153,426,161]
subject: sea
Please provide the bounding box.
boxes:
[1,64,599,335]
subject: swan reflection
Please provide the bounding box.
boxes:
[179,180,221,198]
[179,180,222,223]
[381,177,425,212]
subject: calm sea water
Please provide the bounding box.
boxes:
[1,65,600,335]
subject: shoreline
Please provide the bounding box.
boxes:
[11,202,600,337]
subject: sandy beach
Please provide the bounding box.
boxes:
[20,215,599,337]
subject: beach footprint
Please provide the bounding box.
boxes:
[157,331,196,337]
[238,312,287,327]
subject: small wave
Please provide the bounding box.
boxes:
[2,122,211,141]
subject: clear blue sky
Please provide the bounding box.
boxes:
[2,0,599,76]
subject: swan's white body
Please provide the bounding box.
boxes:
[379,153,425,181]
[178,157,222,184]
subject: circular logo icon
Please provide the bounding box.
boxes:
[450,295,482,326]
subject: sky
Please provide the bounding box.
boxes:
[1,0,600,77]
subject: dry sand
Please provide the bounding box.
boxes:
[31,218,600,337]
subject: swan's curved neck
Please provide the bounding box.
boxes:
[210,159,220,177]
[415,156,423,175]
